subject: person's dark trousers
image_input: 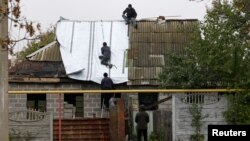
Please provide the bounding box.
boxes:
[122,15,137,28]
[99,55,110,66]
[137,129,147,141]
[101,93,113,108]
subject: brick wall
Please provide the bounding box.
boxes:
[9,83,102,118]
[9,94,27,110]
[47,94,64,118]
[84,94,102,117]
[9,83,172,119]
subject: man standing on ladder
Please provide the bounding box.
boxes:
[99,42,114,69]
[122,4,138,29]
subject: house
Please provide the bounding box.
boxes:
[9,19,198,117]
[9,19,218,141]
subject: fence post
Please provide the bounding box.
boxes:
[172,94,176,141]
[58,94,62,141]
[109,99,125,141]
[117,99,125,141]
[50,111,53,141]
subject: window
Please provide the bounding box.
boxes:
[27,94,46,112]
[138,93,158,110]
[185,93,205,104]
[181,92,222,104]
[64,94,84,117]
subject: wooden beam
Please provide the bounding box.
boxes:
[9,77,62,83]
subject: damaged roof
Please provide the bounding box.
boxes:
[11,19,198,85]
[26,41,62,61]
[9,60,66,78]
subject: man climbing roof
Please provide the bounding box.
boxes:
[99,42,113,69]
[122,4,138,29]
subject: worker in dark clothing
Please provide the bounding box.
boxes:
[135,105,149,141]
[101,72,114,90]
[99,42,113,68]
[122,4,138,29]
[101,72,114,108]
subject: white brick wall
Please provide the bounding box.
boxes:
[173,93,228,141]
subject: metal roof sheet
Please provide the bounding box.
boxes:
[26,41,62,61]
[127,20,198,85]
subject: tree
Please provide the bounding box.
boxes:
[160,0,250,88]
[0,0,40,140]
[159,0,250,123]
[17,29,55,59]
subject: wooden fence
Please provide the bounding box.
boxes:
[153,110,172,141]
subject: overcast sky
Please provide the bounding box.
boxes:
[20,0,212,29]
[12,0,212,53]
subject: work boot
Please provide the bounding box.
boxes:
[108,64,113,69]
[134,24,138,29]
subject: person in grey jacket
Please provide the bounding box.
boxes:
[135,105,149,141]
[99,42,113,68]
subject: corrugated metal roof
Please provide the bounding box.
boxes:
[127,19,198,85]
[9,60,66,78]
[26,41,62,61]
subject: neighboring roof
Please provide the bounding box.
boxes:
[127,19,198,85]
[9,60,66,78]
[26,41,62,61]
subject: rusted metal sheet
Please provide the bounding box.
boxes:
[53,118,110,141]
[128,20,198,85]
[128,67,162,80]
[148,55,165,67]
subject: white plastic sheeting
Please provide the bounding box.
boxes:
[56,19,129,84]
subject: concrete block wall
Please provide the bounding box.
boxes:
[84,94,102,117]
[9,94,27,111]
[9,83,100,118]
[47,94,64,118]
[9,83,173,119]
[173,93,228,141]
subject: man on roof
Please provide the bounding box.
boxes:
[122,4,138,29]
[99,42,114,69]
